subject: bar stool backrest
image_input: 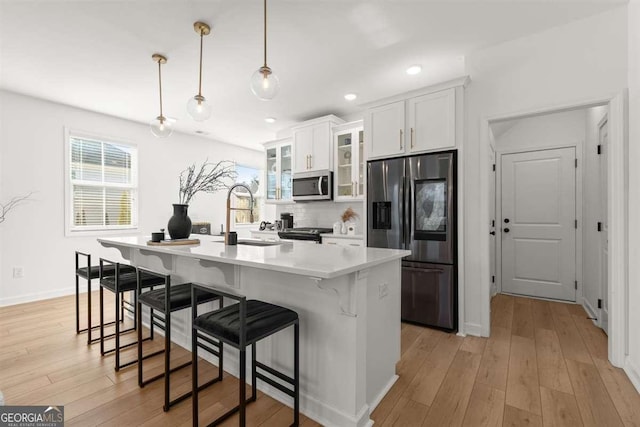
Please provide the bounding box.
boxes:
[191,283,247,349]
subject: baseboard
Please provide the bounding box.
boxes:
[624,357,640,394]
[0,286,75,307]
[464,322,483,337]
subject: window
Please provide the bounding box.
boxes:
[234,165,261,225]
[66,131,138,233]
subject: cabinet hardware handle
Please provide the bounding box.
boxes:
[399,129,403,149]
[349,243,361,247]
[277,187,280,199]
[352,181,355,196]
[410,127,414,149]
[309,155,312,169]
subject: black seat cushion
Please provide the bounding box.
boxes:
[76,264,135,279]
[139,283,220,313]
[194,300,298,345]
[100,271,165,293]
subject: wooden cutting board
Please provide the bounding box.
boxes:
[147,238,200,246]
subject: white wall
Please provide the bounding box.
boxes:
[464,6,628,335]
[582,106,608,318]
[0,91,263,306]
[494,110,586,153]
[625,0,640,391]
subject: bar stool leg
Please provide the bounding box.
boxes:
[239,348,246,426]
[75,273,80,334]
[163,309,171,412]
[87,278,93,344]
[294,322,300,427]
[191,325,199,427]
[251,343,257,401]
[115,286,121,371]
[100,287,105,355]
[137,294,143,387]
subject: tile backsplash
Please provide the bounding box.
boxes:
[275,201,364,232]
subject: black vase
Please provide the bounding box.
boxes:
[167,204,192,240]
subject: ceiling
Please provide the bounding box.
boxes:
[0,1,624,150]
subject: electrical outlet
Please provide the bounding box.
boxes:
[13,267,24,279]
[378,283,389,299]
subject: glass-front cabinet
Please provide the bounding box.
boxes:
[263,138,293,204]
[333,121,364,200]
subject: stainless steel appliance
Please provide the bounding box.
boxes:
[278,227,333,243]
[280,212,294,229]
[367,151,457,331]
[292,170,332,201]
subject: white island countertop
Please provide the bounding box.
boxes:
[98,235,409,279]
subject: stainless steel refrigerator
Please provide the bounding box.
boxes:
[367,151,457,331]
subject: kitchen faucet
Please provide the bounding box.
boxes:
[225,183,254,245]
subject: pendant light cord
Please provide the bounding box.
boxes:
[198,30,204,96]
[263,0,267,67]
[158,61,164,119]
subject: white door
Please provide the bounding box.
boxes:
[501,147,576,301]
[599,118,609,334]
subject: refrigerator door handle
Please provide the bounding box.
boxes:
[400,177,406,245]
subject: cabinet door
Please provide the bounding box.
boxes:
[310,123,331,171]
[408,88,456,153]
[280,144,292,200]
[293,127,313,173]
[366,101,405,159]
[265,146,278,202]
[335,130,356,199]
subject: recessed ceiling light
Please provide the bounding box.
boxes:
[265,117,276,124]
[344,93,357,101]
[406,65,422,75]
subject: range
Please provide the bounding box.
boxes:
[278,227,333,243]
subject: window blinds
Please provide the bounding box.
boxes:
[70,136,136,229]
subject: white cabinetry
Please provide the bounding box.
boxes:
[322,235,364,247]
[263,138,292,204]
[365,78,468,160]
[292,115,344,173]
[333,121,364,201]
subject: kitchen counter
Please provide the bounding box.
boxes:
[320,232,364,240]
[98,235,410,427]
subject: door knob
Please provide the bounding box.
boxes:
[504,218,510,223]
[490,231,496,235]
[503,228,510,233]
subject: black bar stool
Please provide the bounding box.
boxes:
[136,268,221,411]
[191,283,300,427]
[99,258,165,371]
[74,251,134,344]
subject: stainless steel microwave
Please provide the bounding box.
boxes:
[292,170,332,201]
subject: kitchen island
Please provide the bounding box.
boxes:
[98,235,410,427]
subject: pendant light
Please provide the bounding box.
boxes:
[187,21,212,121]
[250,0,279,100]
[150,54,173,138]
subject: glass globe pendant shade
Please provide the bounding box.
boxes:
[250,66,279,100]
[187,95,212,121]
[150,116,173,138]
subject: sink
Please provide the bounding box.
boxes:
[236,240,282,247]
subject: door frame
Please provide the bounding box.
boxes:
[494,145,583,304]
[480,91,627,367]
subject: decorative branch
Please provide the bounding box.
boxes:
[0,192,34,224]
[341,207,359,223]
[178,160,237,205]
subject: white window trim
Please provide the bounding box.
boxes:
[64,127,139,237]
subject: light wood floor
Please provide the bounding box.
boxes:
[1,293,639,426]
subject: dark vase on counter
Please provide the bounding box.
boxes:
[167,204,192,240]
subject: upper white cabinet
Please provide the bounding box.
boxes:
[365,77,468,160]
[365,101,405,159]
[333,121,364,200]
[292,115,344,173]
[263,138,293,204]
[407,88,456,153]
